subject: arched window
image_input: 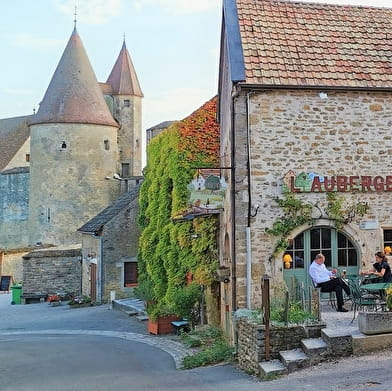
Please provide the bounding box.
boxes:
[283,226,358,292]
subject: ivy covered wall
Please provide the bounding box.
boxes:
[137,97,220,320]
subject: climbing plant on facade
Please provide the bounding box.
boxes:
[266,191,313,254]
[267,190,370,254]
[137,97,220,322]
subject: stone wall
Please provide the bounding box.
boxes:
[0,171,29,249]
[236,317,326,375]
[22,246,82,297]
[220,88,392,310]
[29,123,120,246]
[113,95,143,176]
[0,250,29,283]
[102,194,140,301]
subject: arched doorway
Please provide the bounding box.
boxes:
[283,226,359,298]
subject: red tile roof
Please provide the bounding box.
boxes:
[236,0,392,88]
[106,41,143,97]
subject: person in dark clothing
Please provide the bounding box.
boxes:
[362,252,392,283]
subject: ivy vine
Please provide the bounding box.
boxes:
[137,97,219,321]
[266,191,313,254]
[326,192,369,229]
[267,190,370,254]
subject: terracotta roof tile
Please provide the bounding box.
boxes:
[236,0,392,88]
[106,41,143,97]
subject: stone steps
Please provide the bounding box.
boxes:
[279,348,310,372]
[112,298,147,317]
[259,359,287,379]
[259,332,349,380]
[301,337,329,364]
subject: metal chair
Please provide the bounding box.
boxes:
[347,278,381,322]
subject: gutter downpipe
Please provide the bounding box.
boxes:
[231,85,238,314]
[96,235,103,303]
[246,91,254,310]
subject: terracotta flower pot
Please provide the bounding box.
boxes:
[147,315,181,335]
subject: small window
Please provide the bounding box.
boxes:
[121,163,130,178]
[26,154,30,162]
[61,141,67,149]
[124,99,130,107]
[383,229,392,250]
[104,140,110,150]
[124,262,138,287]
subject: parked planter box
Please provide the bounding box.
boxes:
[358,311,392,335]
[148,315,181,335]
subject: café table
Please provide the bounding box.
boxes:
[360,282,392,291]
[360,282,392,300]
[358,274,381,285]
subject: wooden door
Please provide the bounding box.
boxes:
[90,263,97,302]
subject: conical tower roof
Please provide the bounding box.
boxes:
[30,28,118,127]
[106,41,143,97]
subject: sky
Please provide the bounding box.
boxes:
[0,0,391,134]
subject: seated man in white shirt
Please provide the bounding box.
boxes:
[309,253,351,312]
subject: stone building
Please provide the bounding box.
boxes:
[78,184,141,302]
[146,121,176,146]
[218,0,392,338]
[0,25,143,299]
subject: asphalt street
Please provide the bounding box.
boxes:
[1,293,392,391]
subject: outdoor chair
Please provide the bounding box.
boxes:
[310,278,336,309]
[346,278,381,322]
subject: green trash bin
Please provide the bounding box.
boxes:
[11,285,22,305]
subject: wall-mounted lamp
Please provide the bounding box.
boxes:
[283,254,293,269]
[250,203,260,217]
[105,174,124,181]
[216,266,231,283]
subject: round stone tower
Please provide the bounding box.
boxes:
[28,27,120,246]
[106,40,143,178]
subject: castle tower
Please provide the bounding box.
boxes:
[28,27,120,246]
[106,40,143,177]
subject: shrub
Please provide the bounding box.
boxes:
[180,326,235,369]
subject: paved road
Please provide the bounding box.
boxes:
[1,293,392,391]
[0,293,258,390]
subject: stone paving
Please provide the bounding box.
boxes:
[0,292,194,369]
[0,291,365,369]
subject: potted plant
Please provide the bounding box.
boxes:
[171,283,202,326]
[134,279,156,309]
[358,286,392,335]
[147,303,180,335]
[68,295,92,308]
[385,285,392,311]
